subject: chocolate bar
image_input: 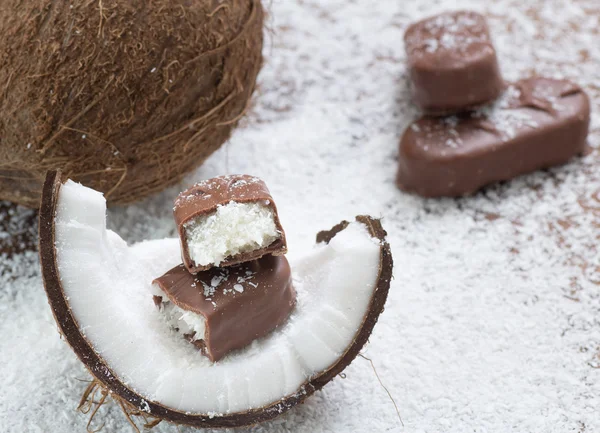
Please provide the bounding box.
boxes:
[397,77,590,197]
[153,254,296,362]
[174,175,287,273]
[404,10,504,114]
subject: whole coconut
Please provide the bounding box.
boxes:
[0,0,264,207]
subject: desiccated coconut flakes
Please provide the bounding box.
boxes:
[2,0,600,432]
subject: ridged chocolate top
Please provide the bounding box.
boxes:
[175,175,273,225]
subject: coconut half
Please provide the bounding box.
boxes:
[39,171,393,428]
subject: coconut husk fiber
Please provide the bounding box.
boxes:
[0,0,264,208]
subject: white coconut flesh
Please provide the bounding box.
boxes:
[54,180,383,415]
[184,201,280,267]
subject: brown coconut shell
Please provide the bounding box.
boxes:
[39,170,394,428]
[0,0,264,208]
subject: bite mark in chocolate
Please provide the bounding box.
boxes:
[404,10,504,114]
[174,175,287,273]
[153,254,296,362]
[397,77,590,197]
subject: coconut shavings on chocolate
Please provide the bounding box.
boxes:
[153,254,296,362]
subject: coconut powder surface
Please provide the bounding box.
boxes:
[2,0,600,431]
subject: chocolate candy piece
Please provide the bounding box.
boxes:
[153,254,296,362]
[404,10,504,114]
[397,77,590,197]
[174,175,287,273]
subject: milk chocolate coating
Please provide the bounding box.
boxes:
[174,175,287,273]
[397,77,590,197]
[153,254,296,362]
[404,10,504,114]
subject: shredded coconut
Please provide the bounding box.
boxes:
[184,201,279,267]
[2,0,600,432]
[157,298,207,342]
[473,84,540,140]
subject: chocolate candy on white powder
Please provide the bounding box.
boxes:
[404,10,504,114]
[153,254,296,362]
[174,175,287,274]
[397,77,590,197]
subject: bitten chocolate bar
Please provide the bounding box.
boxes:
[174,175,287,273]
[397,77,590,197]
[404,10,504,114]
[153,254,296,362]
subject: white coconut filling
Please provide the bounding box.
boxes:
[184,201,280,267]
[55,180,382,415]
[157,298,206,341]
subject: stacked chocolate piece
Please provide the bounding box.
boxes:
[153,175,296,362]
[397,10,591,197]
